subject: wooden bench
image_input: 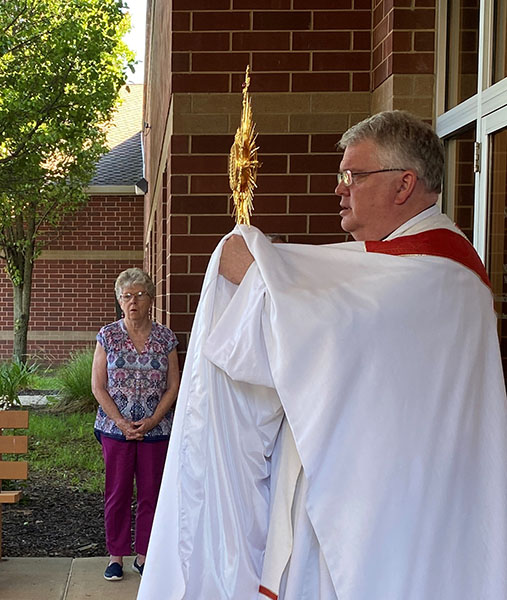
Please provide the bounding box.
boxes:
[0,410,29,560]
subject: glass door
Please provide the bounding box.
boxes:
[482,106,507,374]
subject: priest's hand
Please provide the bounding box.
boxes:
[219,235,254,285]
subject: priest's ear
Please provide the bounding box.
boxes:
[394,170,418,205]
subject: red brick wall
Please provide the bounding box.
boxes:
[0,194,143,363]
[372,0,436,90]
[171,2,372,95]
[166,129,349,354]
[143,0,438,356]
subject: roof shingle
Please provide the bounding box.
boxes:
[90,84,144,188]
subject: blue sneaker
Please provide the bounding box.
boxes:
[132,557,144,576]
[104,562,123,581]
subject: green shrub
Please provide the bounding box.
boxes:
[51,347,97,414]
[0,358,39,409]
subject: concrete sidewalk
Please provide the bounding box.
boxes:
[0,556,140,600]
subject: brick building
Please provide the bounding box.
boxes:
[0,85,145,363]
[141,0,506,374]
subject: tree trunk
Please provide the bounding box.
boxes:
[7,213,36,363]
[12,264,33,362]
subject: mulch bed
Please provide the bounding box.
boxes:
[2,471,108,557]
[2,401,140,558]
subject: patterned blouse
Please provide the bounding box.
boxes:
[94,319,179,442]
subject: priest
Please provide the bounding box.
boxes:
[138,111,507,600]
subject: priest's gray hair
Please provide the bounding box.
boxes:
[338,110,444,194]
[115,268,156,300]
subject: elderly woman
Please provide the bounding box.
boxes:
[91,267,179,581]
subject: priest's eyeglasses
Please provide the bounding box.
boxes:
[337,169,406,187]
[120,291,150,302]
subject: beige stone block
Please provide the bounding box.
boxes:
[392,75,414,96]
[371,94,384,114]
[378,77,394,97]
[311,92,370,114]
[413,75,435,97]
[40,250,143,260]
[173,93,192,114]
[191,93,239,114]
[183,93,314,118]
[173,113,229,134]
[237,113,289,134]
[392,97,434,120]
[21,331,98,341]
[347,113,371,128]
[290,113,349,133]
[372,74,435,117]
[253,93,311,114]
[372,80,394,113]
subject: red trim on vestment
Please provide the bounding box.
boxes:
[259,585,278,600]
[365,229,491,288]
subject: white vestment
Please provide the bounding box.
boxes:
[138,210,507,600]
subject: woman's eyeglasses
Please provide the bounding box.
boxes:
[120,291,150,302]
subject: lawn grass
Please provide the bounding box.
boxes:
[2,353,103,495]
[26,371,62,391]
[5,410,104,494]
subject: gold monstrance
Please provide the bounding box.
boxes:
[229,66,260,226]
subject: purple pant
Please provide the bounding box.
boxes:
[101,436,169,556]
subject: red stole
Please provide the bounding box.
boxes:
[365,229,491,288]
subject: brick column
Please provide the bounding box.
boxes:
[372,0,437,119]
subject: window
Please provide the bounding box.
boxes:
[492,0,507,84]
[443,125,476,242]
[437,0,507,372]
[486,124,507,373]
[445,0,480,110]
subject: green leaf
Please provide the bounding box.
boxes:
[0,0,135,360]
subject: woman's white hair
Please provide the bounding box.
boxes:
[115,268,155,300]
[338,110,444,194]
